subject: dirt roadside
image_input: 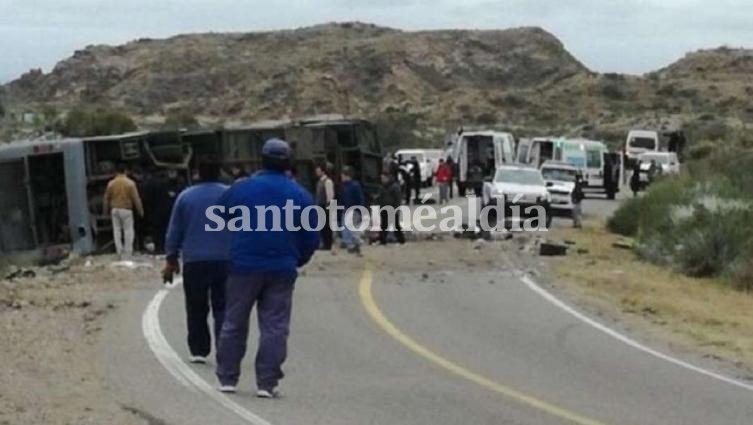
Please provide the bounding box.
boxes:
[0,255,159,425]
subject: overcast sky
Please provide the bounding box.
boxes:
[1,0,752,83]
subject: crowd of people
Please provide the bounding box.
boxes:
[102,138,430,399]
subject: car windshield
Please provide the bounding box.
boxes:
[495,168,544,185]
[541,167,577,182]
[630,137,656,150]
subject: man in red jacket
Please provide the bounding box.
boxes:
[435,158,453,205]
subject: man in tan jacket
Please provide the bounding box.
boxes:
[104,163,144,259]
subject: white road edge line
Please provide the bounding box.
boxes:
[142,280,274,425]
[521,275,753,393]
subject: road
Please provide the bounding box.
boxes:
[100,193,753,425]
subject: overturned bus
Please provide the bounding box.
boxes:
[0,116,383,256]
[0,131,194,256]
[216,116,383,195]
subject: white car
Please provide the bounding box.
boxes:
[639,152,680,175]
[540,161,578,212]
[482,165,552,227]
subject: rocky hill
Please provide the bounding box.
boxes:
[3,23,753,145]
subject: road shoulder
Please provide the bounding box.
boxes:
[542,222,753,382]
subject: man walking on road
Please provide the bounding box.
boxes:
[216,139,320,398]
[339,166,365,256]
[104,163,144,259]
[315,163,335,251]
[377,172,406,245]
[162,159,230,364]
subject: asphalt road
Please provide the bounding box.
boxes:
[100,191,753,425]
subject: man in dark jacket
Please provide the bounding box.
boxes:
[410,157,422,204]
[215,138,320,398]
[571,174,585,228]
[142,170,183,253]
[339,166,365,255]
[630,163,641,197]
[163,159,230,364]
[377,173,406,245]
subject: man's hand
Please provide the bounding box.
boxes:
[161,257,180,284]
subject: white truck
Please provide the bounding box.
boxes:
[449,130,516,196]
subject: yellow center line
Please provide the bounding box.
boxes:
[358,266,610,425]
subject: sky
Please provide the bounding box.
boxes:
[1,0,752,83]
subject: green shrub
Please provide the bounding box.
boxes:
[607,196,641,236]
[58,105,137,137]
[608,147,753,287]
[672,207,753,277]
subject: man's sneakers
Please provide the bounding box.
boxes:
[216,385,278,398]
[188,355,207,364]
[218,385,237,393]
[256,388,280,399]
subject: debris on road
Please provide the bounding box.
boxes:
[539,241,569,256]
[4,267,37,280]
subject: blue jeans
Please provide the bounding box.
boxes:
[216,272,296,390]
[340,210,362,249]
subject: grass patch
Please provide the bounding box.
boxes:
[550,224,753,370]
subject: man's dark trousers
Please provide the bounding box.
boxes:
[216,272,296,390]
[379,209,406,245]
[182,261,228,357]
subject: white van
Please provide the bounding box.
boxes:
[450,130,516,196]
[625,130,660,161]
[518,137,620,199]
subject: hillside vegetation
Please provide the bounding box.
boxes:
[3,22,753,145]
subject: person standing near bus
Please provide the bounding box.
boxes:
[104,162,144,259]
[315,163,335,251]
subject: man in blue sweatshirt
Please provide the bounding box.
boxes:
[163,160,230,364]
[215,138,320,398]
[339,166,365,255]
